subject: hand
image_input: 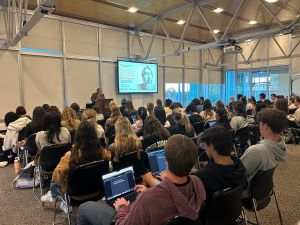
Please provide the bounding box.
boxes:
[113,198,130,211]
[134,184,147,193]
[158,171,167,180]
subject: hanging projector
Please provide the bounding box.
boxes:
[223,45,243,54]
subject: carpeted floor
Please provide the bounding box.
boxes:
[0,144,299,225]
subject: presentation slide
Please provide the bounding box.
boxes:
[118,60,158,94]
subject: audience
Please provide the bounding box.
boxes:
[61,107,80,131]
[40,122,111,212]
[77,134,206,225]
[24,106,46,138]
[141,116,170,150]
[146,102,155,117]
[169,109,195,138]
[230,101,248,131]
[214,108,232,131]
[123,100,137,123]
[164,98,172,116]
[131,107,147,135]
[154,99,167,126]
[70,102,82,120]
[241,109,287,198]
[82,109,105,139]
[200,99,216,123]
[109,117,141,161]
[16,106,31,119]
[195,127,246,201]
[287,96,300,128]
[188,104,204,125]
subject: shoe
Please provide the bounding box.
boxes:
[60,202,72,213]
[41,190,55,203]
[0,161,8,168]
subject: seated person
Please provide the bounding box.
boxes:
[188,104,204,125]
[141,116,170,150]
[287,96,300,128]
[82,109,105,139]
[164,98,172,116]
[109,117,141,161]
[123,100,137,124]
[24,106,46,139]
[131,107,147,135]
[61,107,81,131]
[200,99,216,123]
[241,108,287,198]
[154,99,167,126]
[194,127,246,201]
[213,108,232,131]
[77,134,206,225]
[230,102,248,131]
[168,109,195,138]
[40,122,111,212]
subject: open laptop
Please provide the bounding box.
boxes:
[208,120,217,127]
[147,149,167,176]
[102,166,137,206]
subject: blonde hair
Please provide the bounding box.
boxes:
[173,109,192,134]
[110,106,122,124]
[114,117,141,161]
[82,108,97,125]
[109,100,118,111]
[61,107,78,127]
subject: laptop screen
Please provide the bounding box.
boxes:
[147,149,166,176]
[208,120,217,127]
[102,166,135,201]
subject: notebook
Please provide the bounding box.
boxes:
[147,149,167,176]
[102,166,137,206]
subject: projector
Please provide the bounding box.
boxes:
[223,45,242,54]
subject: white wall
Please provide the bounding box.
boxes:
[1,10,224,119]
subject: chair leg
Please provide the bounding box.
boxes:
[65,194,71,225]
[242,208,248,225]
[53,199,57,225]
[32,166,43,205]
[272,190,284,225]
[252,198,260,225]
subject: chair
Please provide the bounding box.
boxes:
[53,160,110,225]
[112,150,149,183]
[21,133,38,166]
[33,143,72,204]
[242,168,283,225]
[69,129,76,144]
[233,127,250,157]
[192,121,205,135]
[248,124,260,146]
[202,185,244,225]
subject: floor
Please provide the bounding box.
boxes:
[0,144,299,225]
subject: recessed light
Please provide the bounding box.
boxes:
[213,8,224,13]
[177,20,185,25]
[264,0,278,2]
[213,29,220,34]
[128,7,138,13]
[249,20,258,25]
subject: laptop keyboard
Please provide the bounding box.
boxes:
[124,192,138,203]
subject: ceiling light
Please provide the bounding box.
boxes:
[213,8,224,13]
[264,0,278,2]
[177,20,185,25]
[249,20,258,25]
[213,29,220,34]
[128,7,138,13]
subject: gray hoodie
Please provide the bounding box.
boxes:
[241,138,287,197]
[115,175,206,225]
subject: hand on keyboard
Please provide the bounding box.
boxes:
[114,198,130,211]
[134,184,147,193]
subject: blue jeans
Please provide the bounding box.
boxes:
[77,201,116,225]
[50,181,65,200]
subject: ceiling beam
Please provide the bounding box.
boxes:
[135,0,218,32]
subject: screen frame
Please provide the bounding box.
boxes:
[117,59,158,94]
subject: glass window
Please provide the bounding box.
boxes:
[252,70,268,99]
[184,83,200,106]
[225,71,236,103]
[208,84,222,104]
[165,83,183,103]
[237,71,251,98]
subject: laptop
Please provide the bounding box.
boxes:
[208,120,217,127]
[147,149,167,176]
[102,166,137,206]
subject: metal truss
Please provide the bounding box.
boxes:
[4,0,55,46]
[134,0,300,66]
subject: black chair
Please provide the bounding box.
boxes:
[233,127,250,157]
[203,185,244,225]
[33,143,72,204]
[242,168,283,225]
[21,133,38,166]
[248,124,260,146]
[112,150,149,183]
[69,129,76,144]
[53,160,110,225]
[192,121,205,135]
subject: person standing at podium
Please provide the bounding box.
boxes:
[91,88,105,104]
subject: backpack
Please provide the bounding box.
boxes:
[12,161,40,189]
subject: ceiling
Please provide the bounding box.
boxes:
[27,0,300,44]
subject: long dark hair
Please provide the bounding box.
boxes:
[137,107,147,121]
[143,116,170,139]
[69,121,103,168]
[234,102,247,118]
[216,108,231,131]
[44,112,62,144]
[31,106,46,132]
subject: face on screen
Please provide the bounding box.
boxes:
[142,67,153,89]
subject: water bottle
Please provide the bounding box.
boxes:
[14,157,21,174]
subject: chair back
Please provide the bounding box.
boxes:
[250,168,275,200]
[192,121,205,135]
[112,150,149,182]
[69,129,76,144]
[204,185,244,225]
[67,160,109,197]
[26,133,38,155]
[233,126,250,157]
[40,143,72,171]
[248,124,260,145]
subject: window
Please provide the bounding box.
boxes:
[184,83,200,106]
[225,70,235,103]
[165,83,183,103]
